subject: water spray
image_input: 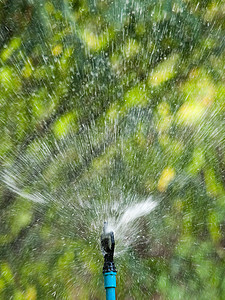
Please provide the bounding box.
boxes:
[101,222,117,300]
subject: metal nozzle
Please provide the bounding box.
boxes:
[101,222,116,273]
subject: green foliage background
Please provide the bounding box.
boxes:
[0,0,225,299]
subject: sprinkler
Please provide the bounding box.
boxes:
[101,222,117,300]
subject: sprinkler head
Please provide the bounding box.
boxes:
[101,222,116,273]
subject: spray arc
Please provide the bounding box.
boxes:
[101,222,117,300]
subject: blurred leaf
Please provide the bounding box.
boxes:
[52,111,78,138]
[158,166,175,192]
[148,53,179,86]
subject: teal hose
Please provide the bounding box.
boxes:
[104,271,117,300]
